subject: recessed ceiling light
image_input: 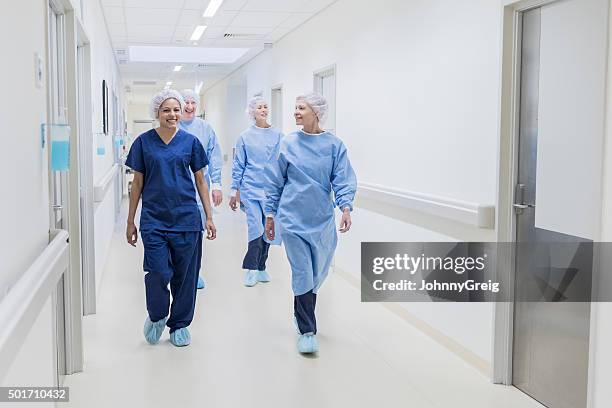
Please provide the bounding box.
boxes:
[190,25,207,41]
[203,0,224,18]
[173,65,183,72]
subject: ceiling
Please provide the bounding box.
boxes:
[100,0,337,103]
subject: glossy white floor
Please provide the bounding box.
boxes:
[63,203,544,408]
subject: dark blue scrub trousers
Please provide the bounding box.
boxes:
[141,230,202,333]
[242,235,270,271]
[294,290,317,334]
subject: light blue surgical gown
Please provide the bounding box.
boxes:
[264,130,357,295]
[231,125,283,243]
[179,117,222,223]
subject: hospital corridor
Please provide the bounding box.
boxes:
[2,0,612,408]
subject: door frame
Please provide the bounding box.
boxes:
[270,83,283,131]
[46,0,85,378]
[493,4,609,406]
[493,0,562,386]
[76,18,96,316]
[313,64,336,133]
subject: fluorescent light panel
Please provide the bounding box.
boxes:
[190,25,207,41]
[129,46,250,64]
[173,65,183,72]
[203,0,224,18]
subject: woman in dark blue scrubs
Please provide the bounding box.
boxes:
[125,89,217,347]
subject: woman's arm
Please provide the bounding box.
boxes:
[126,171,143,246]
[229,136,247,211]
[331,142,357,233]
[263,142,288,240]
[194,170,217,240]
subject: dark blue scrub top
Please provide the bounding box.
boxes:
[126,128,208,232]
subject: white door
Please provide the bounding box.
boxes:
[271,86,283,130]
[314,67,336,134]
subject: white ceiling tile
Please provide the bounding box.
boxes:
[196,39,217,46]
[208,11,238,27]
[203,26,227,39]
[124,0,182,8]
[101,0,123,6]
[298,0,337,13]
[103,7,125,24]
[174,26,195,39]
[111,38,130,46]
[242,0,307,13]
[108,23,128,37]
[230,11,291,27]
[278,13,311,28]
[213,38,261,47]
[221,0,248,11]
[184,0,206,10]
[265,26,292,41]
[177,9,203,26]
[125,8,181,25]
[224,25,275,35]
[128,24,176,37]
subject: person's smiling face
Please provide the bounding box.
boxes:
[254,102,269,122]
[183,99,197,120]
[294,101,316,127]
[158,98,182,129]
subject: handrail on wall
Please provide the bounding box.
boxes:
[94,164,118,203]
[358,182,496,229]
[0,230,69,382]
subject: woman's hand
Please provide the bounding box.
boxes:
[229,190,240,211]
[265,217,275,241]
[339,209,352,233]
[212,190,223,207]
[126,222,138,246]
[205,219,217,240]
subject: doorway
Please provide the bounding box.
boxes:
[47,0,85,380]
[512,8,590,408]
[313,66,336,134]
[77,30,96,316]
[496,0,608,407]
[271,85,283,130]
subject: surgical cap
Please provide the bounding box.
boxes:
[296,92,328,124]
[150,89,185,119]
[246,96,267,120]
[180,89,200,105]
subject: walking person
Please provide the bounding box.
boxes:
[126,89,217,347]
[264,92,357,354]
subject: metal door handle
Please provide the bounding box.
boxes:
[513,203,534,209]
[53,205,63,210]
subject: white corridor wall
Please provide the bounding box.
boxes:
[82,0,125,292]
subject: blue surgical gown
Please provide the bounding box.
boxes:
[125,128,208,232]
[179,118,222,188]
[264,130,357,295]
[231,125,283,243]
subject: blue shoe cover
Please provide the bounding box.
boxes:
[257,269,270,282]
[197,275,205,289]
[143,317,167,345]
[170,327,191,347]
[297,333,319,354]
[244,270,258,287]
